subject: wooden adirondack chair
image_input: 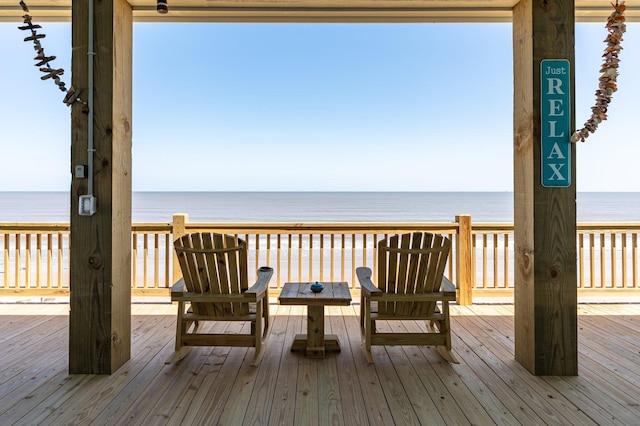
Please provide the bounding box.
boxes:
[166,233,273,366]
[356,232,459,364]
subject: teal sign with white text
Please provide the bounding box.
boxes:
[541,59,571,187]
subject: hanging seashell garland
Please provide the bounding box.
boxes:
[571,1,626,143]
[17,1,82,106]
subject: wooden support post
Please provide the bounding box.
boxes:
[513,0,577,375]
[455,214,472,305]
[69,0,133,374]
[172,213,188,283]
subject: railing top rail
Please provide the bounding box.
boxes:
[131,224,173,233]
[0,223,71,232]
[3,221,640,234]
[577,222,640,232]
[182,221,459,233]
[470,223,514,232]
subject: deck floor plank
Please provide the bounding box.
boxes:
[48,314,176,425]
[371,320,422,425]
[402,319,496,425]
[242,304,290,425]
[341,304,396,425]
[450,310,560,425]
[461,306,601,425]
[213,323,263,426]
[165,322,241,425]
[328,306,370,426]
[268,304,303,425]
[0,323,67,394]
[475,304,640,425]
[171,344,235,425]
[118,320,225,424]
[94,322,176,425]
[384,320,449,425]
[1,303,640,425]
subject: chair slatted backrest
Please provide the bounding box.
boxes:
[174,233,249,317]
[377,232,451,316]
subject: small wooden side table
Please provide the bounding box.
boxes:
[278,282,352,358]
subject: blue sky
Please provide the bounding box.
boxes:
[1,21,639,191]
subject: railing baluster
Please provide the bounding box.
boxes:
[57,233,63,288]
[165,233,170,288]
[493,234,498,289]
[309,233,313,281]
[287,234,292,283]
[25,234,31,288]
[362,234,368,270]
[622,233,627,289]
[266,233,272,273]
[15,234,20,288]
[448,232,454,280]
[351,234,356,286]
[589,234,595,288]
[252,234,257,275]
[36,234,42,289]
[297,235,303,282]
[611,233,617,288]
[579,234,585,288]
[503,233,509,289]
[340,234,345,283]
[276,234,282,289]
[372,234,378,282]
[471,234,477,290]
[319,234,324,282]
[482,234,488,289]
[154,234,160,289]
[3,233,8,288]
[600,233,606,288]
[330,234,335,282]
[47,234,53,288]
[143,234,149,289]
[132,233,138,288]
[633,233,638,288]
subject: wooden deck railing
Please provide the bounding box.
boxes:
[1,214,639,304]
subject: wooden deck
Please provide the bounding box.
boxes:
[1,302,639,425]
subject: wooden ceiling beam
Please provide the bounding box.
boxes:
[1,3,637,23]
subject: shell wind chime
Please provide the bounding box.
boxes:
[571,1,627,143]
[17,0,81,106]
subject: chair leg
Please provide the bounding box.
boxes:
[251,299,269,367]
[166,346,192,365]
[251,330,268,366]
[166,301,192,364]
[361,300,374,364]
[436,345,460,364]
[251,321,264,367]
[263,298,270,338]
[428,318,460,364]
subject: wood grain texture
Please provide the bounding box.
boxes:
[513,0,577,376]
[2,303,639,424]
[69,0,133,374]
[0,1,634,23]
[168,233,273,365]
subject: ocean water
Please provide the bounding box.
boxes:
[1,191,640,223]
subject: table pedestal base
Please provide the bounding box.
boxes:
[290,334,341,358]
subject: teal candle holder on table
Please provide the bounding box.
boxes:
[310,282,324,293]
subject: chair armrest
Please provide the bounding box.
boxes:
[356,267,382,297]
[441,276,456,294]
[170,278,186,300]
[245,266,274,299]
